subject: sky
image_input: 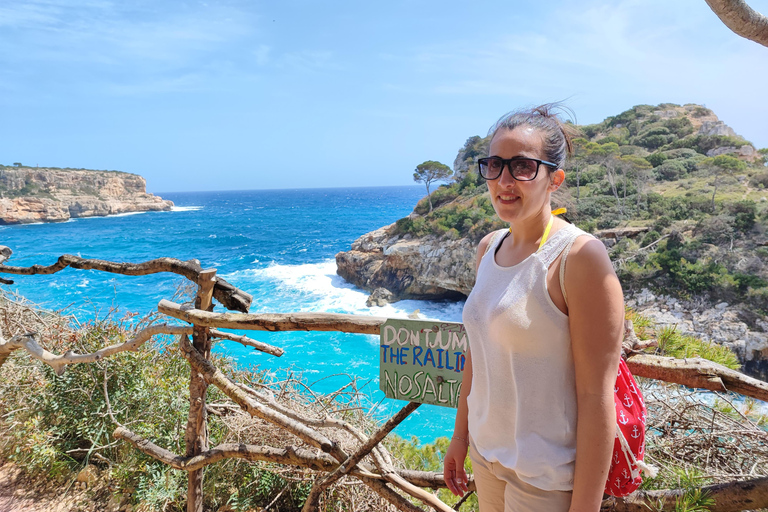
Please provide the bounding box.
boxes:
[1,0,767,193]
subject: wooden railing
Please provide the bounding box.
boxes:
[0,247,767,512]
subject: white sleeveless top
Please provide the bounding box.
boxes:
[464,223,591,491]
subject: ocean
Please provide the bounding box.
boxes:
[0,186,465,443]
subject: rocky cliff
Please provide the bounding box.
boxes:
[0,167,173,224]
[335,224,476,306]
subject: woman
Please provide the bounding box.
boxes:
[443,105,624,512]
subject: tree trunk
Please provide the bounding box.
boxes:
[426,183,433,212]
[705,0,768,47]
[186,269,217,512]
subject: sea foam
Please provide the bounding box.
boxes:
[225,259,465,322]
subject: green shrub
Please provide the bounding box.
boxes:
[646,153,668,167]
[655,326,740,369]
[750,172,768,188]
[668,135,749,155]
[663,117,694,138]
[655,160,689,181]
[727,200,757,232]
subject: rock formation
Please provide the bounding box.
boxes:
[627,289,768,380]
[0,167,172,224]
[335,224,476,304]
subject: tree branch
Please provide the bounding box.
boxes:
[602,475,768,511]
[159,300,385,334]
[0,255,252,312]
[705,0,768,47]
[0,325,190,375]
[178,335,345,461]
[626,353,768,402]
[210,329,284,357]
[303,402,421,512]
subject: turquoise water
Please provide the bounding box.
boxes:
[0,186,464,442]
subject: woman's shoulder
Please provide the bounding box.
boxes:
[566,230,614,276]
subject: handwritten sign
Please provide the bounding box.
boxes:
[379,319,468,408]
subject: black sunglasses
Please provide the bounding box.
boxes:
[477,156,558,181]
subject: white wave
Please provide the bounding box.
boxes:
[76,278,90,288]
[172,206,203,212]
[78,211,147,220]
[226,259,465,323]
[109,211,146,218]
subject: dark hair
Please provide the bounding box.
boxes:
[487,103,578,170]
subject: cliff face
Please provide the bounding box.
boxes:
[0,168,173,224]
[335,224,476,304]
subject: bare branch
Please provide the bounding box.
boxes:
[210,329,284,357]
[303,402,421,512]
[602,475,768,511]
[705,0,768,47]
[113,425,460,497]
[178,335,345,460]
[159,300,385,334]
[0,325,191,375]
[113,426,339,472]
[0,255,252,312]
[358,475,426,512]
[626,353,768,402]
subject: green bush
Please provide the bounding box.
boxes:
[668,134,749,155]
[663,116,694,138]
[646,153,668,168]
[749,172,768,188]
[727,200,757,232]
[656,326,740,369]
[655,160,689,181]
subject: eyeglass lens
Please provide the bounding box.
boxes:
[479,158,538,180]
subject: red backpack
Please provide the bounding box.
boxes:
[605,358,656,496]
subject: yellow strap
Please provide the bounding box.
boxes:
[537,215,554,252]
[506,208,565,252]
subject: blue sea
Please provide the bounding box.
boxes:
[0,186,465,443]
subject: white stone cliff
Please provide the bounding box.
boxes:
[0,168,173,224]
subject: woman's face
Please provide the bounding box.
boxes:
[486,126,562,225]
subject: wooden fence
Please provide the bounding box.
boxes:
[0,248,767,512]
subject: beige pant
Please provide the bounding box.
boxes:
[469,444,572,512]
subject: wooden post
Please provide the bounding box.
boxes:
[186,268,217,512]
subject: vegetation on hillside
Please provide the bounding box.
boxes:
[396,103,768,313]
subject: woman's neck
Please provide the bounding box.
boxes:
[507,206,552,249]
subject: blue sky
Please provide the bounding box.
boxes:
[2,0,767,193]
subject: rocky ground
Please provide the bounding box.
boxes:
[627,288,768,380]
